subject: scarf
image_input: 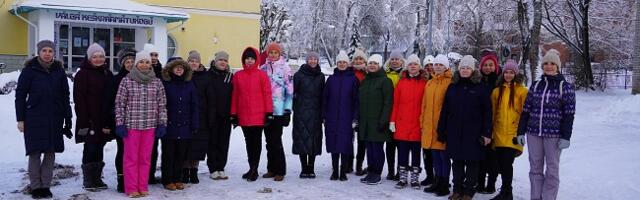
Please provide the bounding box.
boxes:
[128,65,156,84]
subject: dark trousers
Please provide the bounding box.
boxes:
[355,138,366,167]
[149,137,160,180]
[82,141,107,164]
[397,141,421,167]
[432,150,451,178]
[385,139,397,173]
[423,148,434,178]
[115,137,124,175]
[366,142,385,175]
[207,118,232,173]
[478,147,498,187]
[161,139,188,184]
[452,160,480,196]
[242,126,263,170]
[331,153,349,171]
[264,117,287,176]
[495,147,518,190]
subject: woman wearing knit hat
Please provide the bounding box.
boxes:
[259,42,293,181]
[517,49,575,200]
[489,59,527,200]
[420,54,453,196]
[74,43,115,192]
[115,50,168,198]
[352,48,368,83]
[477,52,501,194]
[382,50,405,181]
[350,48,368,176]
[207,50,234,180]
[181,49,208,184]
[105,48,137,193]
[292,51,325,179]
[390,54,427,189]
[358,54,394,185]
[439,55,492,200]
[16,40,73,199]
[423,55,435,79]
[323,50,359,181]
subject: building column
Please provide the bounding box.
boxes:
[152,17,167,65]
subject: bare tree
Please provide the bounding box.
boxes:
[634,0,640,94]
[260,1,292,50]
[516,0,542,84]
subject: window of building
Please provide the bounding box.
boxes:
[167,35,177,57]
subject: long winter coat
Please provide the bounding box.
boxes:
[231,47,273,126]
[209,67,233,122]
[260,56,293,116]
[292,64,325,155]
[391,71,427,142]
[438,71,492,161]
[420,69,453,150]
[162,61,199,139]
[491,81,527,153]
[188,65,217,160]
[358,69,394,142]
[323,67,359,154]
[518,74,575,140]
[103,69,129,132]
[73,61,114,143]
[15,57,72,155]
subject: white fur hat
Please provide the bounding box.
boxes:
[458,55,477,70]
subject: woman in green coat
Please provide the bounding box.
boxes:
[358,54,394,185]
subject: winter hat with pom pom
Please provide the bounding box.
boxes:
[542,49,562,72]
[458,55,478,70]
[423,55,435,66]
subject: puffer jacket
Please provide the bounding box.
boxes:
[260,56,293,116]
[231,47,274,126]
[420,69,453,150]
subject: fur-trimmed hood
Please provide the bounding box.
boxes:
[162,60,193,81]
[451,69,482,84]
[24,56,64,72]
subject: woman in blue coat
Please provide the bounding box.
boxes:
[438,55,493,200]
[160,60,199,190]
[15,40,73,199]
[323,51,359,181]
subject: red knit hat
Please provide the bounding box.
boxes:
[479,53,500,74]
[265,42,282,54]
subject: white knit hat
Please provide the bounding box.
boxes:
[406,54,421,67]
[135,50,152,66]
[433,54,450,69]
[336,50,349,63]
[423,55,435,66]
[368,54,383,65]
[541,49,562,71]
[458,55,477,70]
[352,48,368,62]
[143,43,158,54]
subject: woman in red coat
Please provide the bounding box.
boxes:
[390,54,427,190]
[230,47,274,182]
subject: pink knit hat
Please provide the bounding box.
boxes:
[503,59,520,74]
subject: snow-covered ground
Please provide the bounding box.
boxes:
[1,74,639,199]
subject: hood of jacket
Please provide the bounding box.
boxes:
[162,60,193,81]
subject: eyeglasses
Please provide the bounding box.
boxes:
[150,53,159,57]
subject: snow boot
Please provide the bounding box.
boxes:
[116,174,124,193]
[491,188,513,200]
[182,168,190,183]
[424,176,439,193]
[189,168,199,184]
[95,162,108,190]
[448,192,462,200]
[81,163,98,192]
[434,177,451,197]
[395,166,408,189]
[410,166,421,189]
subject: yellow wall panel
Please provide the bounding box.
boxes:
[0,0,28,55]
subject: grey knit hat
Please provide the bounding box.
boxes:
[215,51,229,61]
[37,40,55,53]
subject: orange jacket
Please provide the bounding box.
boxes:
[420,69,453,150]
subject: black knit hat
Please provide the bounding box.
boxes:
[242,48,257,61]
[116,48,137,66]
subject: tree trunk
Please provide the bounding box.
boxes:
[633,0,640,94]
[581,0,594,89]
[529,0,542,84]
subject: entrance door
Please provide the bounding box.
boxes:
[94,28,112,69]
[70,26,90,72]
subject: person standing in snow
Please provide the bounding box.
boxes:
[231,47,274,182]
[420,54,436,187]
[489,60,527,200]
[439,55,493,200]
[423,55,435,80]
[383,50,404,181]
[390,54,427,189]
[15,40,73,199]
[292,51,325,179]
[350,48,368,176]
[115,50,168,198]
[206,51,234,180]
[74,43,114,192]
[259,42,293,181]
[323,50,359,181]
[160,59,199,191]
[143,43,163,185]
[516,49,575,200]
[358,54,394,185]
[477,51,501,194]
[104,48,137,193]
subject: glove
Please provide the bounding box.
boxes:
[264,113,274,127]
[437,132,447,143]
[155,125,167,138]
[352,121,359,132]
[389,122,396,133]
[230,115,239,128]
[377,122,388,133]
[116,125,127,138]
[63,118,73,139]
[514,135,526,146]
[558,139,570,150]
[480,136,492,146]
[282,110,292,127]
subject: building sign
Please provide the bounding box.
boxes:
[54,12,154,26]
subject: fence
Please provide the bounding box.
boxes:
[563,62,633,90]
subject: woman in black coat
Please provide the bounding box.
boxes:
[73,43,114,191]
[292,52,325,178]
[437,55,492,200]
[15,40,73,199]
[207,51,234,180]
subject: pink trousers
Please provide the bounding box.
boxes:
[123,129,155,195]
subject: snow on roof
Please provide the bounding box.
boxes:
[10,0,189,23]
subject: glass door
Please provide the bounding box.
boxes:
[94,28,112,69]
[71,27,90,72]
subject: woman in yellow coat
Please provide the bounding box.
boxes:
[489,60,527,200]
[420,54,453,196]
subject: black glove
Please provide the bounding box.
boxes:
[437,132,447,143]
[282,110,292,127]
[230,115,239,128]
[63,118,73,139]
[377,122,388,133]
[264,113,274,127]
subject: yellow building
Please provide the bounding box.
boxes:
[0,0,260,72]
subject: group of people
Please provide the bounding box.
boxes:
[15,39,575,200]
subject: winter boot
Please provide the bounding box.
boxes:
[246,169,259,182]
[262,172,275,178]
[330,157,339,180]
[434,177,451,197]
[395,166,408,189]
[273,175,285,181]
[475,180,486,193]
[482,180,497,194]
[339,164,348,181]
[386,167,397,181]
[410,166,421,189]
[346,156,354,173]
[448,192,462,200]
[81,163,98,192]
[95,162,108,190]
[175,183,185,190]
[41,188,52,199]
[355,160,366,176]
[366,173,382,185]
[117,174,125,193]
[308,162,316,179]
[189,168,199,184]
[360,173,373,183]
[424,176,439,193]
[491,187,513,200]
[182,168,190,183]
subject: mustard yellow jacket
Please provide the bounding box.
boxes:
[420,69,453,150]
[491,83,528,154]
